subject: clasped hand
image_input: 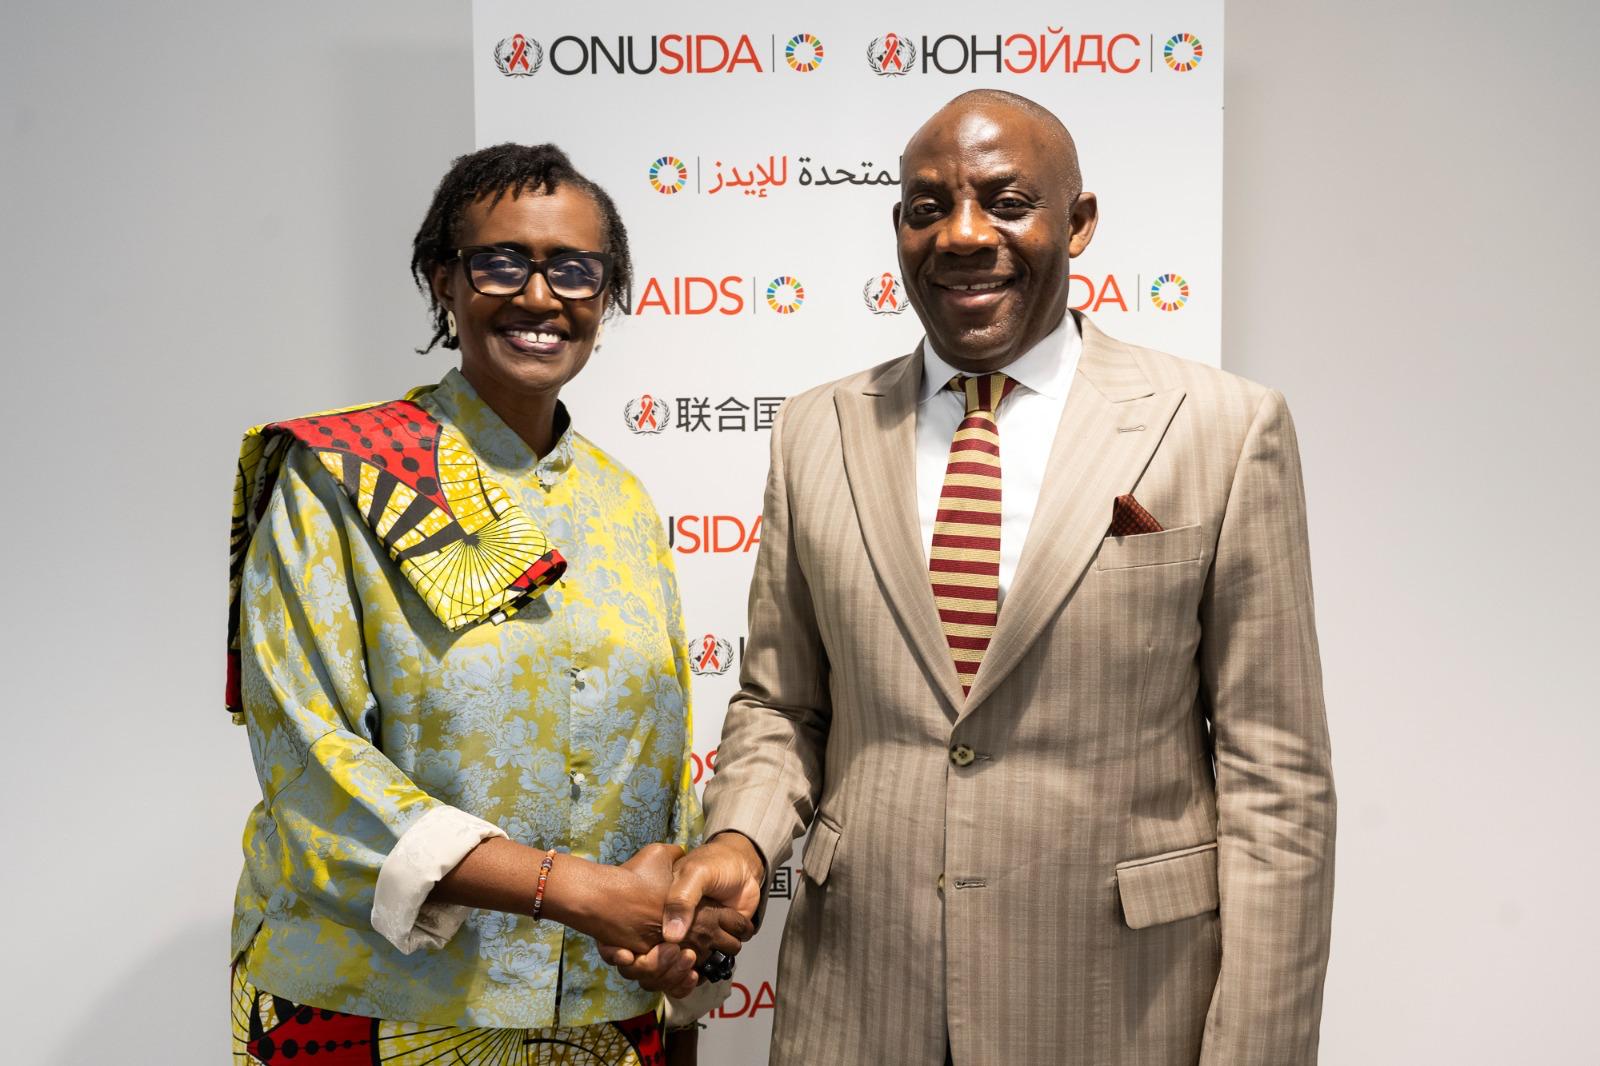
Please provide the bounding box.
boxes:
[597,836,765,999]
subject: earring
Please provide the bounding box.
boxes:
[446,310,458,340]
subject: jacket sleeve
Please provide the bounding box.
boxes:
[1197,389,1337,1065]
[656,525,705,852]
[656,514,737,1026]
[240,444,505,953]
[701,399,833,879]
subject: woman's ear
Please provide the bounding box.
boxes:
[430,263,454,312]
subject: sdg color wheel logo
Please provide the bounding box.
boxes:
[494,34,543,76]
[1163,33,1203,72]
[1150,274,1190,312]
[766,276,806,314]
[648,156,688,195]
[785,33,825,72]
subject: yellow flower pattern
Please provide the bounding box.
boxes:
[231,369,700,1030]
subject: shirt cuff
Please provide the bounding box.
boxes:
[663,978,733,1028]
[371,805,507,954]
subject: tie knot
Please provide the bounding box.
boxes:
[947,373,1015,415]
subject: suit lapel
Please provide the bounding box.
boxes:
[836,349,966,717]
[959,316,1187,718]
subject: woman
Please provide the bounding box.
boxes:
[226,143,743,1065]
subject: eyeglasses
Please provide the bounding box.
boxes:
[456,246,613,300]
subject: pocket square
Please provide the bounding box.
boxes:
[1109,494,1164,536]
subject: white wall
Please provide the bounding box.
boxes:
[2,2,1594,1061]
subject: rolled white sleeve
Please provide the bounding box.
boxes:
[663,978,734,1028]
[371,805,508,953]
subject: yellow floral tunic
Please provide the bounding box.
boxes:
[231,368,701,1029]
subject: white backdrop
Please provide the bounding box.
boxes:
[472,1,1222,1056]
[3,3,1596,1063]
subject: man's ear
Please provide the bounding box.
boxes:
[1067,191,1099,258]
[892,201,902,232]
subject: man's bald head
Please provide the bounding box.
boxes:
[908,89,1083,205]
[893,89,1099,370]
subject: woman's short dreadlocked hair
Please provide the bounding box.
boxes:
[410,143,633,354]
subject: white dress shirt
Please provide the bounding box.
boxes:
[916,316,1082,602]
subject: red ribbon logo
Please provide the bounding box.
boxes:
[508,34,531,72]
[876,273,899,309]
[635,394,657,430]
[698,635,721,671]
[882,33,903,71]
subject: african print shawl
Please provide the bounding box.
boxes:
[227,389,566,720]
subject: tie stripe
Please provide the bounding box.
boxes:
[930,372,1016,693]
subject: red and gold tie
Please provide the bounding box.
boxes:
[930,373,1017,694]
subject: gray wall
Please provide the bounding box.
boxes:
[2,2,1593,1061]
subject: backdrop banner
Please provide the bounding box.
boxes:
[471,1,1222,1058]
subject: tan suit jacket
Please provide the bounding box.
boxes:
[703,314,1335,1065]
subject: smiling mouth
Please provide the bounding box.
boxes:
[497,323,569,355]
[935,278,1013,292]
[931,276,1016,311]
[504,328,566,343]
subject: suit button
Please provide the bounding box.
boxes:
[950,744,975,767]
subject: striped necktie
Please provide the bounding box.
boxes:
[929,372,1017,694]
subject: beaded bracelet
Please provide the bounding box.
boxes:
[531,848,556,920]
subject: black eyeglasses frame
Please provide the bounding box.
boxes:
[454,246,614,300]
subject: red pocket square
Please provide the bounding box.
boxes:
[1109,494,1164,536]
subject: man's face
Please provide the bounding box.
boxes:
[894,105,1097,372]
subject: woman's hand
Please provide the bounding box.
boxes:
[599,939,700,999]
[568,843,684,954]
[598,873,754,998]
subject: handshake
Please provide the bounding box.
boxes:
[591,833,767,999]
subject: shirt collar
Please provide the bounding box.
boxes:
[919,313,1082,404]
[427,367,575,490]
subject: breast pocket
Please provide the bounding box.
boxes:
[1094,523,1206,571]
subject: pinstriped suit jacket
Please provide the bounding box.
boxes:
[702,314,1335,1066]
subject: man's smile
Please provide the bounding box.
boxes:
[930,274,1017,312]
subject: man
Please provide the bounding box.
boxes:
[647,89,1335,1064]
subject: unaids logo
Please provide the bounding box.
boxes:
[785,33,825,72]
[863,272,907,315]
[648,156,688,195]
[624,393,675,434]
[690,633,735,676]
[1149,274,1190,312]
[494,33,543,76]
[766,275,806,314]
[1162,33,1203,72]
[867,33,915,75]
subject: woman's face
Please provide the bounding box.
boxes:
[432,185,610,406]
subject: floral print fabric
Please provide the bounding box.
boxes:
[231,368,700,1029]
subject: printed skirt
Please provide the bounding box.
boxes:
[230,963,665,1065]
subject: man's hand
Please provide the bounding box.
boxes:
[663,832,765,943]
[597,834,763,998]
[600,835,759,997]
[601,901,755,995]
